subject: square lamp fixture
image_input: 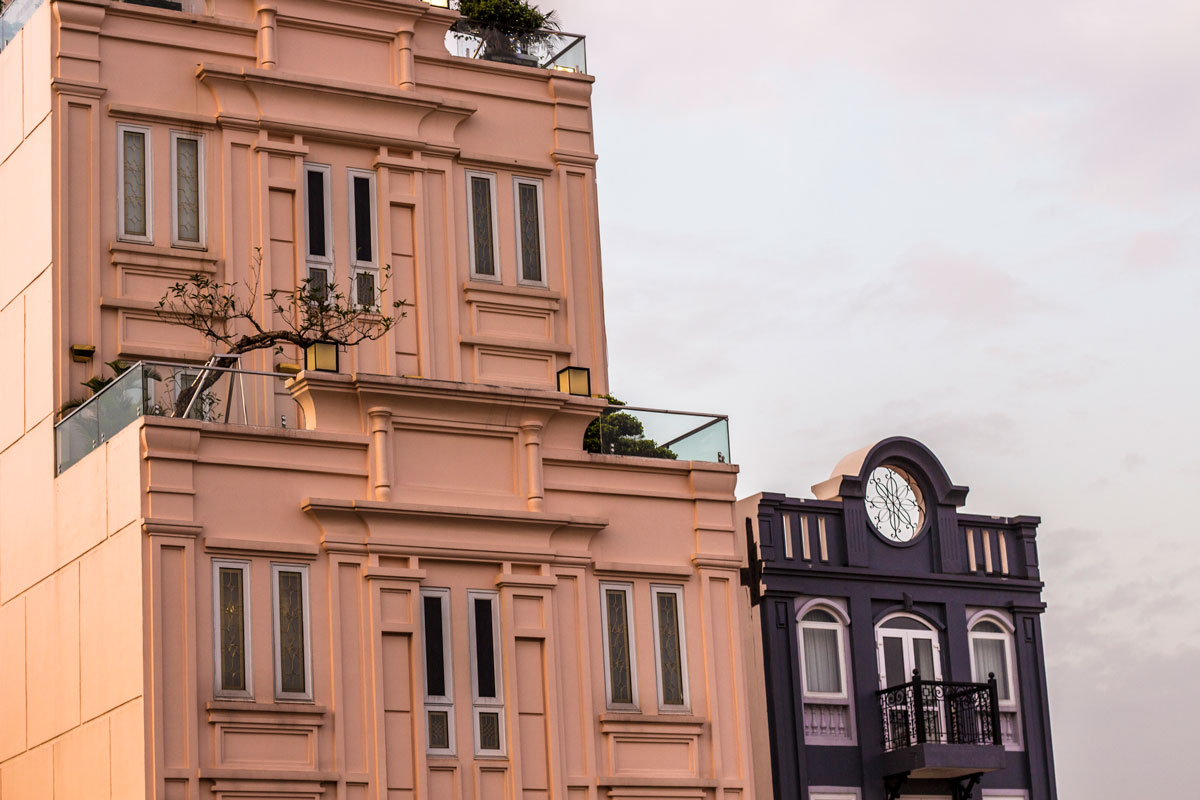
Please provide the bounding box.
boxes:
[557,366,591,396]
[304,340,340,373]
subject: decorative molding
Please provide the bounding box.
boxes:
[460,334,572,356]
[143,518,202,537]
[458,150,555,175]
[204,537,320,559]
[594,562,691,579]
[107,103,217,128]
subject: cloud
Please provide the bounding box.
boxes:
[855,246,1049,326]
[1123,226,1188,273]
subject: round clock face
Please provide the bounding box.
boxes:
[864,465,925,543]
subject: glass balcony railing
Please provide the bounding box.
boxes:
[445,19,587,74]
[55,359,299,474]
[586,405,731,464]
[0,0,44,54]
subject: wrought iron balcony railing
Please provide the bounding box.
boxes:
[876,672,1002,751]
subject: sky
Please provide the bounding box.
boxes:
[549,1,1200,796]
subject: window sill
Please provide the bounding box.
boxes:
[205,700,329,725]
[599,712,706,734]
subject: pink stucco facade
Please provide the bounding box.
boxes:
[0,2,758,799]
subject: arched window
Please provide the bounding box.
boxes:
[796,601,854,743]
[799,608,847,699]
[968,613,1020,747]
[969,617,1015,705]
[875,613,941,688]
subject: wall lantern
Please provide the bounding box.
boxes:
[556,366,591,397]
[304,340,340,373]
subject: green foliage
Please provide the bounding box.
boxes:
[81,360,133,395]
[583,396,677,460]
[457,0,559,32]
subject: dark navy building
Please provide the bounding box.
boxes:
[740,437,1056,800]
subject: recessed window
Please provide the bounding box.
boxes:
[421,588,455,754]
[468,590,505,756]
[347,169,379,307]
[117,124,153,243]
[513,177,546,285]
[272,564,313,701]
[212,560,252,699]
[599,582,638,709]
[466,170,499,280]
[970,618,1015,704]
[170,131,204,247]
[651,585,689,711]
[800,608,848,699]
[877,614,941,688]
[304,163,333,300]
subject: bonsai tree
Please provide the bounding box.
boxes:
[456,0,559,65]
[583,396,677,460]
[156,249,406,417]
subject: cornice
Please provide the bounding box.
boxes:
[303,497,606,531]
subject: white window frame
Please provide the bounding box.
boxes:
[874,612,942,688]
[211,559,253,700]
[797,603,849,701]
[117,123,154,243]
[649,584,691,712]
[467,589,505,756]
[512,176,547,287]
[271,563,314,702]
[465,170,500,281]
[169,130,206,249]
[809,791,861,800]
[598,582,639,711]
[303,162,334,294]
[346,168,380,307]
[968,613,1018,710]
[420,587,456,755]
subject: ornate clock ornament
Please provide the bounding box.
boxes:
[864,465,925,542]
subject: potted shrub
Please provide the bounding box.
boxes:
[456,0,559,68]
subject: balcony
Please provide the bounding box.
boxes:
[876,675,1005,782]
[55,359,297,474]
[445,19,587,74]
[587,405,730,464]
[0,0,42,53]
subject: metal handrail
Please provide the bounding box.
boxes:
[876,672,1003,750]
[55,359,291,428]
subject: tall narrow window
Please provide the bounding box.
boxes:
[347,169,379,307]
[599,582,637,709]
[467,590,505,756]
[513,177,546,285]
[118,124,153,242]
[970,618,1015,704]
[421,588,455,754]
[170,131,204,247]
[304,164,333,299]
[272,564,312,701]
[797,602,855,743]
[651,585,689,711]
[466,171,499,279]
[212,560,252,698]
[799,608,847,698]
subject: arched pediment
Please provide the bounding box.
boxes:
[811,436,969,508]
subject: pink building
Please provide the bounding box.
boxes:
[0,2,758,799]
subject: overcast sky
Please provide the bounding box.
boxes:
[549,1,1200,796]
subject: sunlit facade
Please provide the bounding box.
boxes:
[0,1,756,798]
